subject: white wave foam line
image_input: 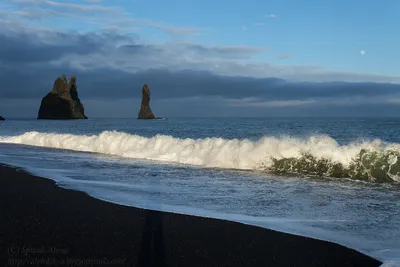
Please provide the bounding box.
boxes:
[0,131,395,170]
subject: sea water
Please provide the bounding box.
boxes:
[0,118,399,266]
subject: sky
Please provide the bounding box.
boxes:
[1,0,400,118]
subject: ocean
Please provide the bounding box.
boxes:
[0,118,399,266]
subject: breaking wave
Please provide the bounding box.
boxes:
[1,131,400,183]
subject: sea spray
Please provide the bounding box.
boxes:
[1,131,400,182]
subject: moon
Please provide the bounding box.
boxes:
[360,50,366,56]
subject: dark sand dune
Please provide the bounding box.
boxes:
[0,164,382,267]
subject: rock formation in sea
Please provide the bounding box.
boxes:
[0,116,5,120]
[138,84,156,119]
[38,75,87,120]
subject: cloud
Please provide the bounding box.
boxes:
[2,54,400,103]
[0,27,399,83]
[226,98,316,108]
[145,21,207,35]
[277,53,292,60]
[254,22,265,26]
[387,98,400,104]
[182,43,266,59]
[2,61,400,118]
[6,0,208,36]
[0,29,110,64]
[265,14,277,18]
[2,13,400,118]
[10,0,122,14]
[100,25,121,31]
[241,25,247,30]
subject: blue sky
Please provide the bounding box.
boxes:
[135,0,399,76]
[3,0,400,78]
[1,0,400,117]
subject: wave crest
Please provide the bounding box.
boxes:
[1,131,400,183]
[266,150,400,182]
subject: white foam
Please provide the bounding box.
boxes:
[380,261,400,267]
[0,131,397,171]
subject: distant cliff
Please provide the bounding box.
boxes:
[38,75,87,120]
[138,84,156,119]
[0,116,4,120]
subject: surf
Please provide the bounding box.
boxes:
[1,131,400,183]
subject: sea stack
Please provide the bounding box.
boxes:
[38,75,87,120]
[138,84,155,119]
[0,116,5,120]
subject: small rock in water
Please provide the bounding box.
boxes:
[138,84,156,119]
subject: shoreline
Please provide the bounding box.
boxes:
[0,164,382,267]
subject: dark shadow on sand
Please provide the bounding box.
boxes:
[138,210,165,267]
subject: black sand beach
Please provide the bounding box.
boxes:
[0,164,382,267]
